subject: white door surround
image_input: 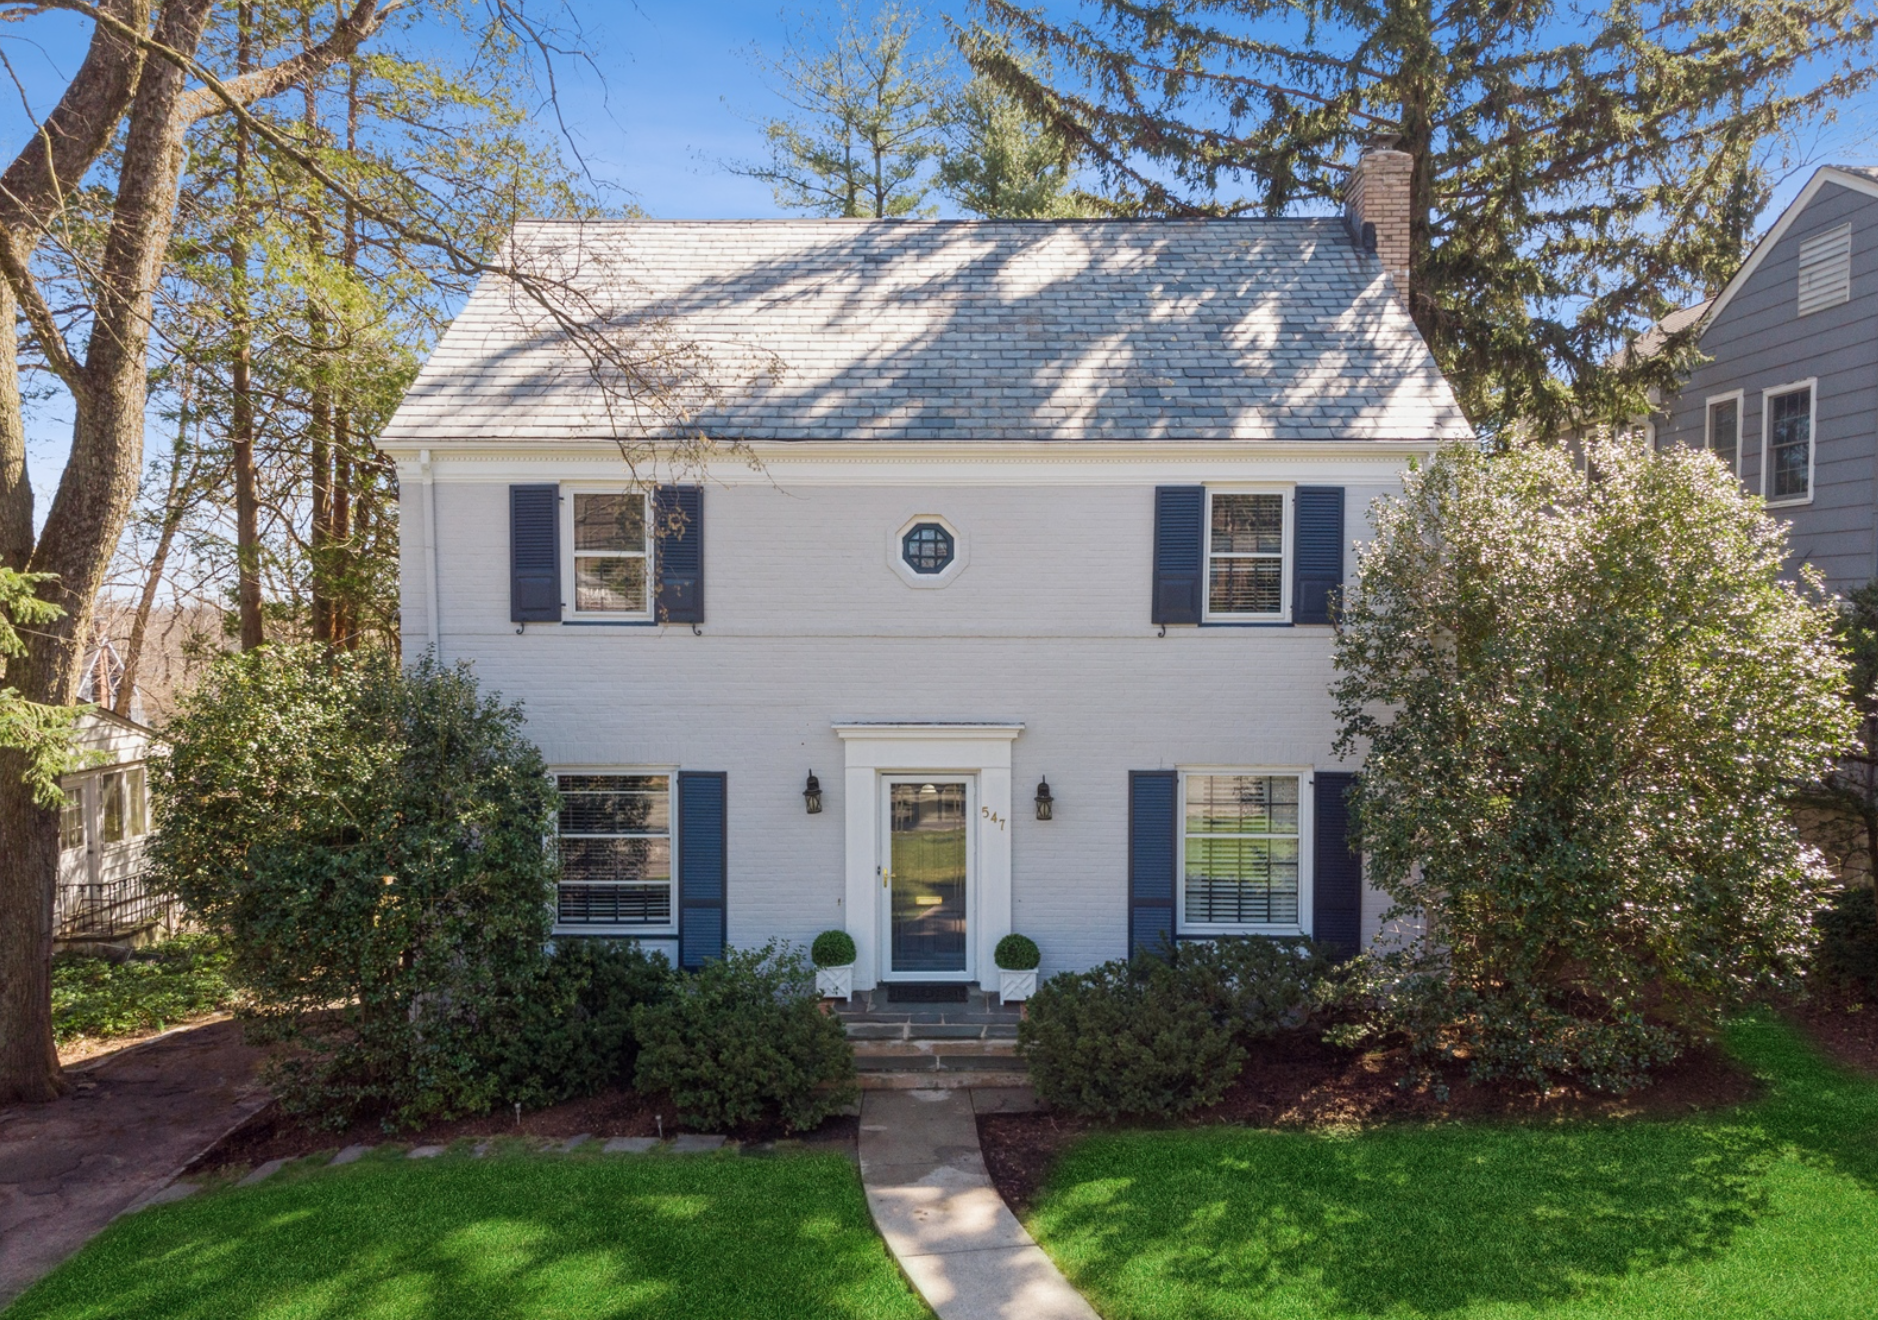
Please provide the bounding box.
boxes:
[835,723,1021,992]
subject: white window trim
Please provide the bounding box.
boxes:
[887,513,969,589]
[1175,766,1314,937]
[551,765,679,938]
[1760,378,1818,508]
[1705,389,1744,476]
[562,487,654,622]
[1202,486,1292,623]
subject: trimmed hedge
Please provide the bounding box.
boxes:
[1018,937,1328,1119]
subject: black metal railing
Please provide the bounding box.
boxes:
[55,872,179,941]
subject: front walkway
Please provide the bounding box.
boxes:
[859,1088,1099,1320]
[0,1020,268,1305]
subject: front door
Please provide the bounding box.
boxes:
[881,777,972,978]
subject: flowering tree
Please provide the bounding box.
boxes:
[1332,441,1856,1090]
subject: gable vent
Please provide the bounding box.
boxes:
[1798,224,1852,316]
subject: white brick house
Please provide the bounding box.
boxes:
[378,149,1471,988]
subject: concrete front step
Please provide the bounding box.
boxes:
[852,1040,1024,1087]
[844,1021,1020,1042]
[859,1070,1031,1090]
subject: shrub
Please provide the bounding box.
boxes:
[51,934,237,1044]
[1332,441,1857,1091]
[499,941,677,1108]
[994,933,1040,970]
[1019,938,1327,1119]
[1817,886,1878,998]
[150,646,603,1129]
[811,929,857,968]
[632,941,857,1132]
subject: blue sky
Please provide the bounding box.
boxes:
[1,0,1874,503]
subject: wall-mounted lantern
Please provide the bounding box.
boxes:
[1035,777,1054,821]
[803,771,824,815]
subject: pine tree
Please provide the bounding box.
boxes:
[940,44,1088,218]
[733,2,952,218]
[966,0,1878,435]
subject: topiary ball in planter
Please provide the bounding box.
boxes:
[995,933,1041,1004]
[995,934,1040,971]
[811,929,857,1001]
[812,930,857,968]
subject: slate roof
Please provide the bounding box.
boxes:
[381,217,1472,445]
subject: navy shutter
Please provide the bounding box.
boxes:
[1312,771,1361,956]
[1128,771,1178,959]
[1152,487,1205,625]
[655,485,704,625]
[1293,487,1345,626]
[510,485,561,623]
[677,772,727,969]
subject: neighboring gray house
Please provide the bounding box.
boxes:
[377,149,1471,990]
[1653,165,1878,593]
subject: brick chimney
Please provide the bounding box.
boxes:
[1344,142,1413,305]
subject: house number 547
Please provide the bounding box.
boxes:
[982,806,1005,831]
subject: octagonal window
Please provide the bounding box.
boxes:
[901,522,955,575]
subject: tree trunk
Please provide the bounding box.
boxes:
[0,0,217,1105]
[118,406,197,716]
[232,3,263,651]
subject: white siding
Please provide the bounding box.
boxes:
[402,451,1414,977]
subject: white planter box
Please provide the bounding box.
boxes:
[998,968,1038,1004]
[816,964,854,1001]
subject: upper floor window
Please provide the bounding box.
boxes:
[901,522,955,574]
[1764,381,1816,505]
[1206,491,1287,620]
[1706,393,1741,474]
[1798,224,1852,316]
[570,491,650,618]
[1181,771,1305,931]
[555,772,673,931]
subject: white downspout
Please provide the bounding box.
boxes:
[421,449,440,654]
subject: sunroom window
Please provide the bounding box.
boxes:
[571,493,649,616]
[556,773,672,928]
[1182,773,1301,928]
[1207,493,1285,618]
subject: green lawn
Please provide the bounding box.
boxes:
[6,1148,930,1320]
[1026,1015,1878,1320]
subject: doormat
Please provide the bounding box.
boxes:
[887,983,970,1004]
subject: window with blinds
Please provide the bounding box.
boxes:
[1798,224,1852,316]
[555,773,673,929]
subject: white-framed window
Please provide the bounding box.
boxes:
[1204,488,1290,621]
[1761,379,1817,506]
[564,489,652,620]
[554,771,675,932]
[59,766,148,852]
[1706,390,1743,475]
[60,784,87,852]
[1178,769,1312,934]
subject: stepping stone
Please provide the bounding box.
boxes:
[558,1134,592,1153]
[143,1181,200,1208]
[602,1137,659,1154]
[667,1134,727,1153]
[237,1158,286,1187]
[408,1145,446,1159]
[115,1180,200,1218]
[330,1144,371,1166]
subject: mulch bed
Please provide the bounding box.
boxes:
[1785,987,1878,1077]
[191,1088,858,1173]
[979,1029,1759,1217]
